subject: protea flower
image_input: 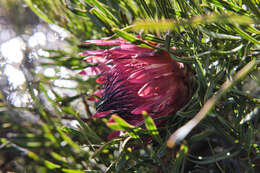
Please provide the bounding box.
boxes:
[80,37,194,130]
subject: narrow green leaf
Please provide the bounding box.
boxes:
[107,115,141,139]
[24,0,53,23]
[112,28,153,48]
[232,26,260,44]
[84,0,119,25]
[144,34,165,43]
[174,142,188,172]
[142,111,162,144]
[68,8,89,18]
[199,27,241,40]
[57,127,82,153]
[212,44,244,54]
[155,0,171,18]
[138,0,153,18]
[175,0,190,17]
[189,130,214,143]
[73,113,103,143]
[44,160,61,169]
[245,25,260,35]
[243,0,260,18]
[207,0,249,15]
[28,151,61,169]
[62,168,86,173]
[50,152,67,163]
[143,112,159,135]
[28,151,40,161]
[90,8,116,29]
[91,138,121,158]
[190,148,241,164]
[42,123,58,144]
[107,114,135,130]
[217,116,238,136]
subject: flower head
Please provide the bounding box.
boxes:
[81,37,193,127]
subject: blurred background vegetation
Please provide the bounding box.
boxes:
[0,0,259,172]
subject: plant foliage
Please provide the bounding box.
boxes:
[0,0,259,172]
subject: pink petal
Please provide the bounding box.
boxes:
[87,96,97,101]
[88,89,104,101]
[108,45,154,58]
[107,130,121,140]
[131,103,153,115]
[96,75,107,84]
[79,67,102,76]
[84,38,127,46]
[79,70,88,75]
[108,116,115,123]
[127,70,147,83]
[138,83,155,97]
[80,63,110,76]
[126,115,144,126]
[79,50,106,56]
[93,110,114,118]
[84,56,106,63]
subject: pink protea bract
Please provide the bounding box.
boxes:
[80,37,194,128]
